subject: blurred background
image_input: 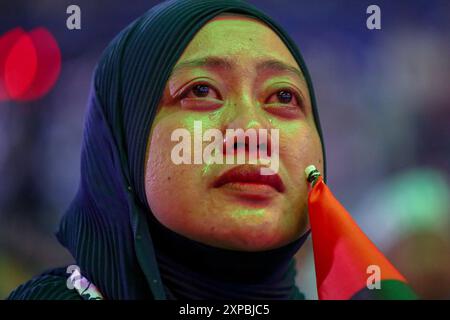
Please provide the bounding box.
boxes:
[0,0,449,299]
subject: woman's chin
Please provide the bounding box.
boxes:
[200,217,296,252]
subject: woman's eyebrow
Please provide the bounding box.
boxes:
[171,56,305,82]
[171,57,233,74]
[256,60,305,83]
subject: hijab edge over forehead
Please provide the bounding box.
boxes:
[57,0,327,300]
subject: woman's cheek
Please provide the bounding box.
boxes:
[280,126,323,184]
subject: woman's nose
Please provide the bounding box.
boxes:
[221,105,273,159]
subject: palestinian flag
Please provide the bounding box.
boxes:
[305,165,418,300]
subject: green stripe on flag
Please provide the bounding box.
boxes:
[351,280,418,300]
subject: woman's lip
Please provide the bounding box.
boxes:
[216,182,278,201]
[212,165,285,193]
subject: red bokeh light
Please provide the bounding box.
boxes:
[0,28,25,101]
[0,27,61,102]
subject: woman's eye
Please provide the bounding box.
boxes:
[182,84,220,99]
[179,83,223,110]
[192,84,210,97]
[266,89,298,105]
[277,90,293,103]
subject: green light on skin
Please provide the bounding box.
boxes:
[231,208,266,219]
[246,119,260,129]
[201,154,215,176]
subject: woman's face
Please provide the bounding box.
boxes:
[144,14,323,251]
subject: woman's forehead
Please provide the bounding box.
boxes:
[175,13,299,70]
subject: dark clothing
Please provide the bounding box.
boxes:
[149,219,309,299]
[8,0,326,300]
[7,268,82,300]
